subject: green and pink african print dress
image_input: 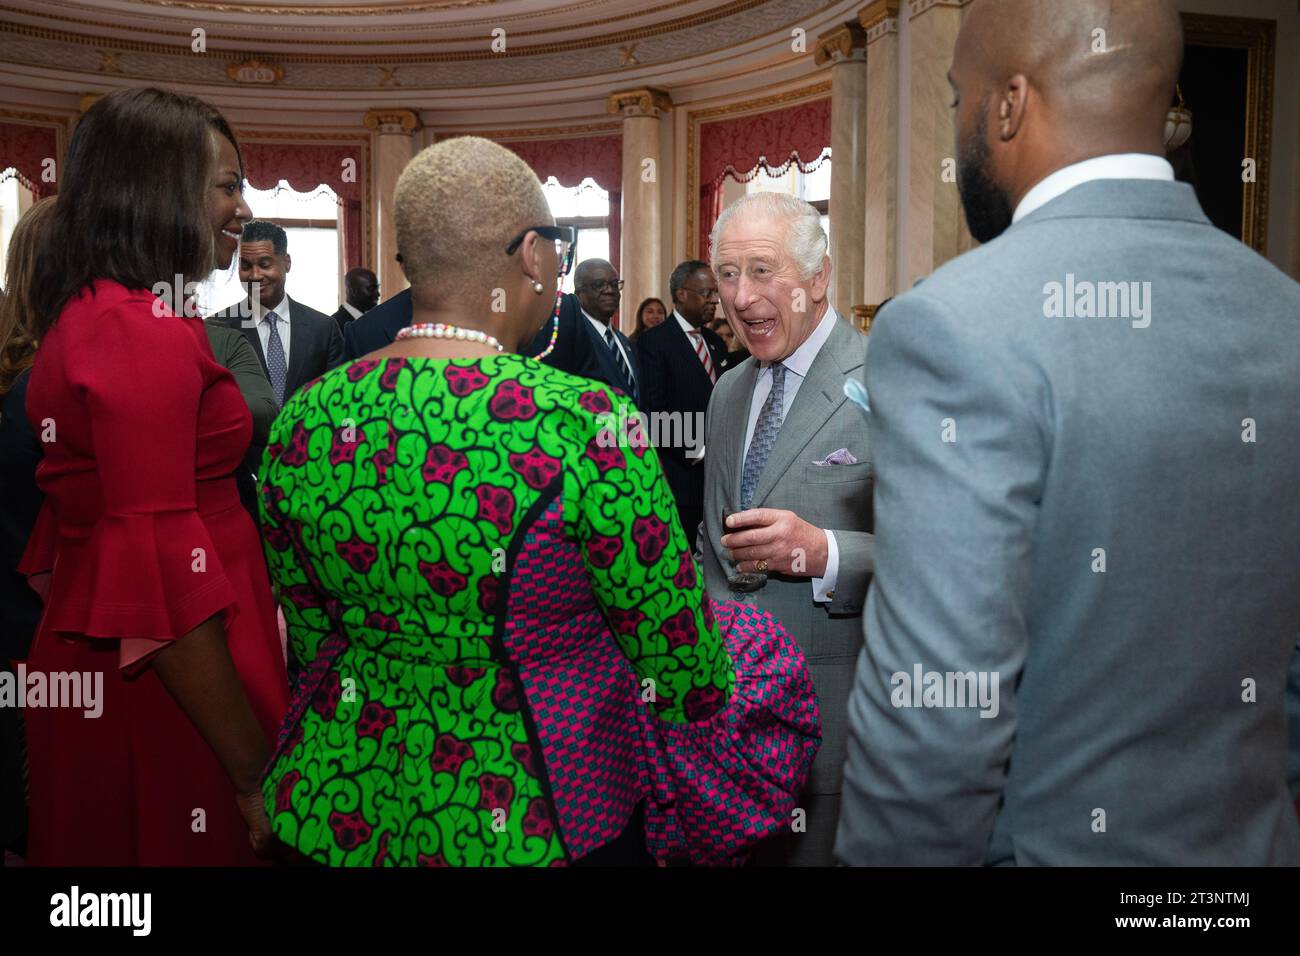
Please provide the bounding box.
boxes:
[258,353,819,866]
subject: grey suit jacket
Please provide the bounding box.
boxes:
[701,313,874,798]
[835,179,1300,866]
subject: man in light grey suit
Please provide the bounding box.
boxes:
[701,193,874,866]
[836,0,1300,866]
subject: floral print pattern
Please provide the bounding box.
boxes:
[259,355,735,866]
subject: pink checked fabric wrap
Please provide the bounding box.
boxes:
[501,498,820,864]
[638,600,821,865]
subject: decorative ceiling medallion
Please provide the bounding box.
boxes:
[227,57,285,83]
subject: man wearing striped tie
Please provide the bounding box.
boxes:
[637,260,732,549]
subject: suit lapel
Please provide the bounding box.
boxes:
[582,313,620,386]
[284,297,309,395]
[724,359,760,507]
[238,307,270,377]
[750,317,860,509]
[673,320,716,390]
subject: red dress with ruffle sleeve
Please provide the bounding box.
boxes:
[18,280,289,865]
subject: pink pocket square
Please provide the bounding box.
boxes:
[812,448,858,467]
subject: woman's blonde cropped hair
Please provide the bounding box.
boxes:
[394,136,553,304]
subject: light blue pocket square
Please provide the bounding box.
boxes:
[844,378,870,414]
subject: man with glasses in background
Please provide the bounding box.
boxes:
[637,260,731,549]
[526,257,642,400]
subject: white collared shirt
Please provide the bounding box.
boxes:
[1013,153,1175,224]
[255,295,292,367]
[341,301,363,321]
[583,307,636,388]
[741,304,841,602]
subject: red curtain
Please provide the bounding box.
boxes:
[239,141,367,271]
[697,98,832,257]
[0,122,59,199]
[499,134,623,271]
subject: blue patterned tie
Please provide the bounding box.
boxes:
[604,326,637,402]
[740,362,786,509]
[265,310,287,406]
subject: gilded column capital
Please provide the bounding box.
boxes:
[859,0,901,42]
[363,108,422,135]
[907,0,972,21]
[606,87,673,118]
[814,21,868,66]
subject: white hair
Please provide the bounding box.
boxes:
[708,192,828,280]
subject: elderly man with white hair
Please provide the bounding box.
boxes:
[700,192,875,866]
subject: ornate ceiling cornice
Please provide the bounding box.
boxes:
[4,0,712,45]
[0,0,790,62]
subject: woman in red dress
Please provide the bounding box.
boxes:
[19,88,289,865]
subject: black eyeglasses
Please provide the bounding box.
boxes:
[505,225,577,278]
[580,279,625,293]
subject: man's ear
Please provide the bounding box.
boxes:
[283,253,292,274]
[810,255,832,302]
[1001,75,1029,141]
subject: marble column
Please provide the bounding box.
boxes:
[906,0,972,286]
[607,88,672,331]
[363,107,422,295]
[860,0,901,304]
[815,21,869,315]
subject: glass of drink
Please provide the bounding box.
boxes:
[722,507,767,593]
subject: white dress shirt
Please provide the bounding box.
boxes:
[1013,153,1175,224]
[741,304,841,602]
[255,295,292,368]
[341,301,363,321]
[583,308,636,389]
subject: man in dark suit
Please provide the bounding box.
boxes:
[637,260,730,547]
[525,258,642,399]
[210,220,344,489]
[211,219,344,407]
[331,267,380,335]
[342,287,411,360]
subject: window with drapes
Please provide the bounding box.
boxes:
[239,140,366,275]
[0,121,58,201]
[697,97,831,259]
[541,177,611,293]
[499,134,623,273]
[199,182,342,316]
[1,120,59,284]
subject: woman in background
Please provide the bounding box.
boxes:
[629,296,667,341]
[709,314,750,367]
[260,137,819,866]
[20,87,289,865]
[0,197,56,859]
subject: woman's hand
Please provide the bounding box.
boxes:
[236,789,274,858]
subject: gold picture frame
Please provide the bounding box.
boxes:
[1179,12,1275,255]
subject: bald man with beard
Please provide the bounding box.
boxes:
[836,0,1300,865]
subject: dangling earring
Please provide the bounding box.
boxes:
[533,289,562,360]
[532,280,544,294]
